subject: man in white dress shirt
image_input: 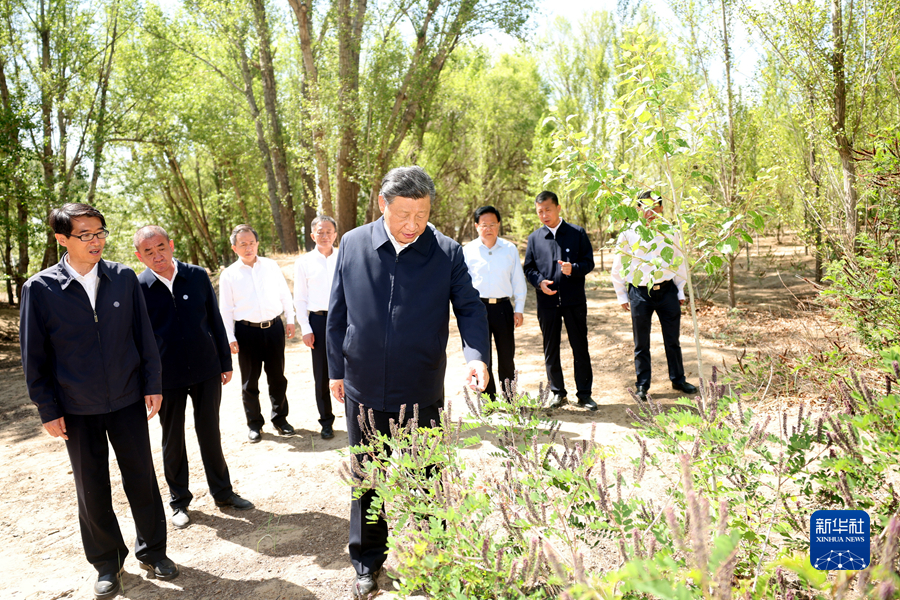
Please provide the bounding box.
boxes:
[463,206,527,398]
[219,224,296,442]
[293,215,338,439]
[611,191,698,401]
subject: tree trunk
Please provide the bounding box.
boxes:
[39,0,57,270]
[831,0,858,243]
[164,148,218,267]
[721,0,737,308]
[727,255,736,308]
[87,6,118,204]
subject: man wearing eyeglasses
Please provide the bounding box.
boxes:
[19,203,178,599]
[219,224,296,443]
[463,206,527,398]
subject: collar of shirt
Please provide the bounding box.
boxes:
[545,218,565,237]
[63,254,100,308]
[382,218,420,255]
[150,260,178,294]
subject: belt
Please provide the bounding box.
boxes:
[236,319,278,329]
[630,279,673,291]
[310,310,328,316]
[481,297,510,305]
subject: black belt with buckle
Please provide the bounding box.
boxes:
[481,297,510,305]
[630,279,673,292]
[237,319,277,329]
[310,310,328,316]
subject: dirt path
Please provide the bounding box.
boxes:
[0,237,820,600]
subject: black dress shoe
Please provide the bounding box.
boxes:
[353,570,379,598]
[635,386,648,402]
[273,422,295,436]
[321,426,334,439]
[672,381,698,394]
[138,557,179,581]
[248,428,262,443]
[215,493,254,510]
[546,393,567,408]
[577,397,598,411]
[94,568,122,600]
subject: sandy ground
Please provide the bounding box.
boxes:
[0,235,824,599]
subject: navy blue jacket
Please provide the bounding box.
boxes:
[326,218,490,411]
[523,221,594,309]
[138,260,233,390]
[20,256,162,423]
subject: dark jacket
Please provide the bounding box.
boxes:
[326,218,489,411]
[138,260,233,390]
[523,221,594,309]
[20,256,162,423]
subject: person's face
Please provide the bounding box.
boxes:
[475,212,500,246]
[135,234,175,275]
[55,216,106,266]
[536,199,561,228]
[311,221,336,252]
[380,195,431,244]
[643,203,663,223]
[232,231,259,263]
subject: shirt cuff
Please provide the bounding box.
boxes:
[616,292,629,304]
[299,320,313,336]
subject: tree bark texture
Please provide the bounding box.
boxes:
[831,0,858,243]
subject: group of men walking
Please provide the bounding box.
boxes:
[19,167,696,599]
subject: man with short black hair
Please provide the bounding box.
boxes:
[611,191,698,401]
[463,205,527,398]
[20,203,178,599]
[523,191,597,410]
[134,225,253,530]
[219,224,296,442]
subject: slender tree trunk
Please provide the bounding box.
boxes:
[335,0,366,235]
[87,5,118,204]
[164,148,218,267]
[831,0,858,243]
[721,0,738,308]
[39,0,57,269]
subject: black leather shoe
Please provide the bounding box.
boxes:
[248,428,262,443]
[138,557,179,581]
[321,426,334,439]
[353,570,379,598]
[215,493,254,510]
[672,381,698,394]
[94,568,122,600]
[577,397,598,411]
[273,422,295,436]
[635,386,648,402]
[546,393,567,408]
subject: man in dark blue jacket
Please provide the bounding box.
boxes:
[134,226,254,530]
[523,191,597,410]
[20,204,178,600]
[326,166,490,598]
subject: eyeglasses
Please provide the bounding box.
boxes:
[68,229,110,242]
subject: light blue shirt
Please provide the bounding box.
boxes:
[463,237,527,313]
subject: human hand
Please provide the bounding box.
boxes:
[145,394,163,420]
[302,333,315,348]
[558,260,572,276]
[514,312,524,328]
[330,379,345,404]
[621,303,630,311]
[286,324,296,338]
[43,417,68,440]
[230,341,239,354]
[466,360,489,392]
[539,280,557,295]
[222,371,233,385]
[679,299,685,306]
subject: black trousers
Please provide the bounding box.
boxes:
[63,401,167,576]
[346,397,442,575]
[537,303,593,399]
[235,317,290,430]
[483,299,516,397]
[309,312,335,428]
[628,282,686,389]
[159,375,233,509]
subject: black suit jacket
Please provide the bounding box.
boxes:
[138,260,233,390]
[326,219,489,412]
[523,221,594,309]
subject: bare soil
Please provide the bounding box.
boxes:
[0,235,834,599]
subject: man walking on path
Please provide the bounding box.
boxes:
[134,225,254,530]
[523,191,597,410]
[293,215,338,440]
[611,191,698,401]
[20,203,178,600]
[219,224,297,443]
[463,205,527,398]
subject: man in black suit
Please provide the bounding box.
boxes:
[327,166,490,598]
[134,226,253,530]
[523,191,597,410]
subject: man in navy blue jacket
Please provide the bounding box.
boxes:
[134,226,253,530]
[326,166,490,598]
[20,204,178,600]
[523,191,597,410]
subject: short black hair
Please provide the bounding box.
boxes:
[49,203,106,237]
[473,206,501,224]
[230,224,259,245]
[380,166,436,205]
[637,190,663,206]
[535,191,559,205]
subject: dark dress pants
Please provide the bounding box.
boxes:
[63,401,167,576]
[235,317,290,430]
[160,374,234,509]
[536,303,593,399]
[628,282,686,389]
[483,299,516,398]
[346,397,442,575]
[309,312,335,428]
